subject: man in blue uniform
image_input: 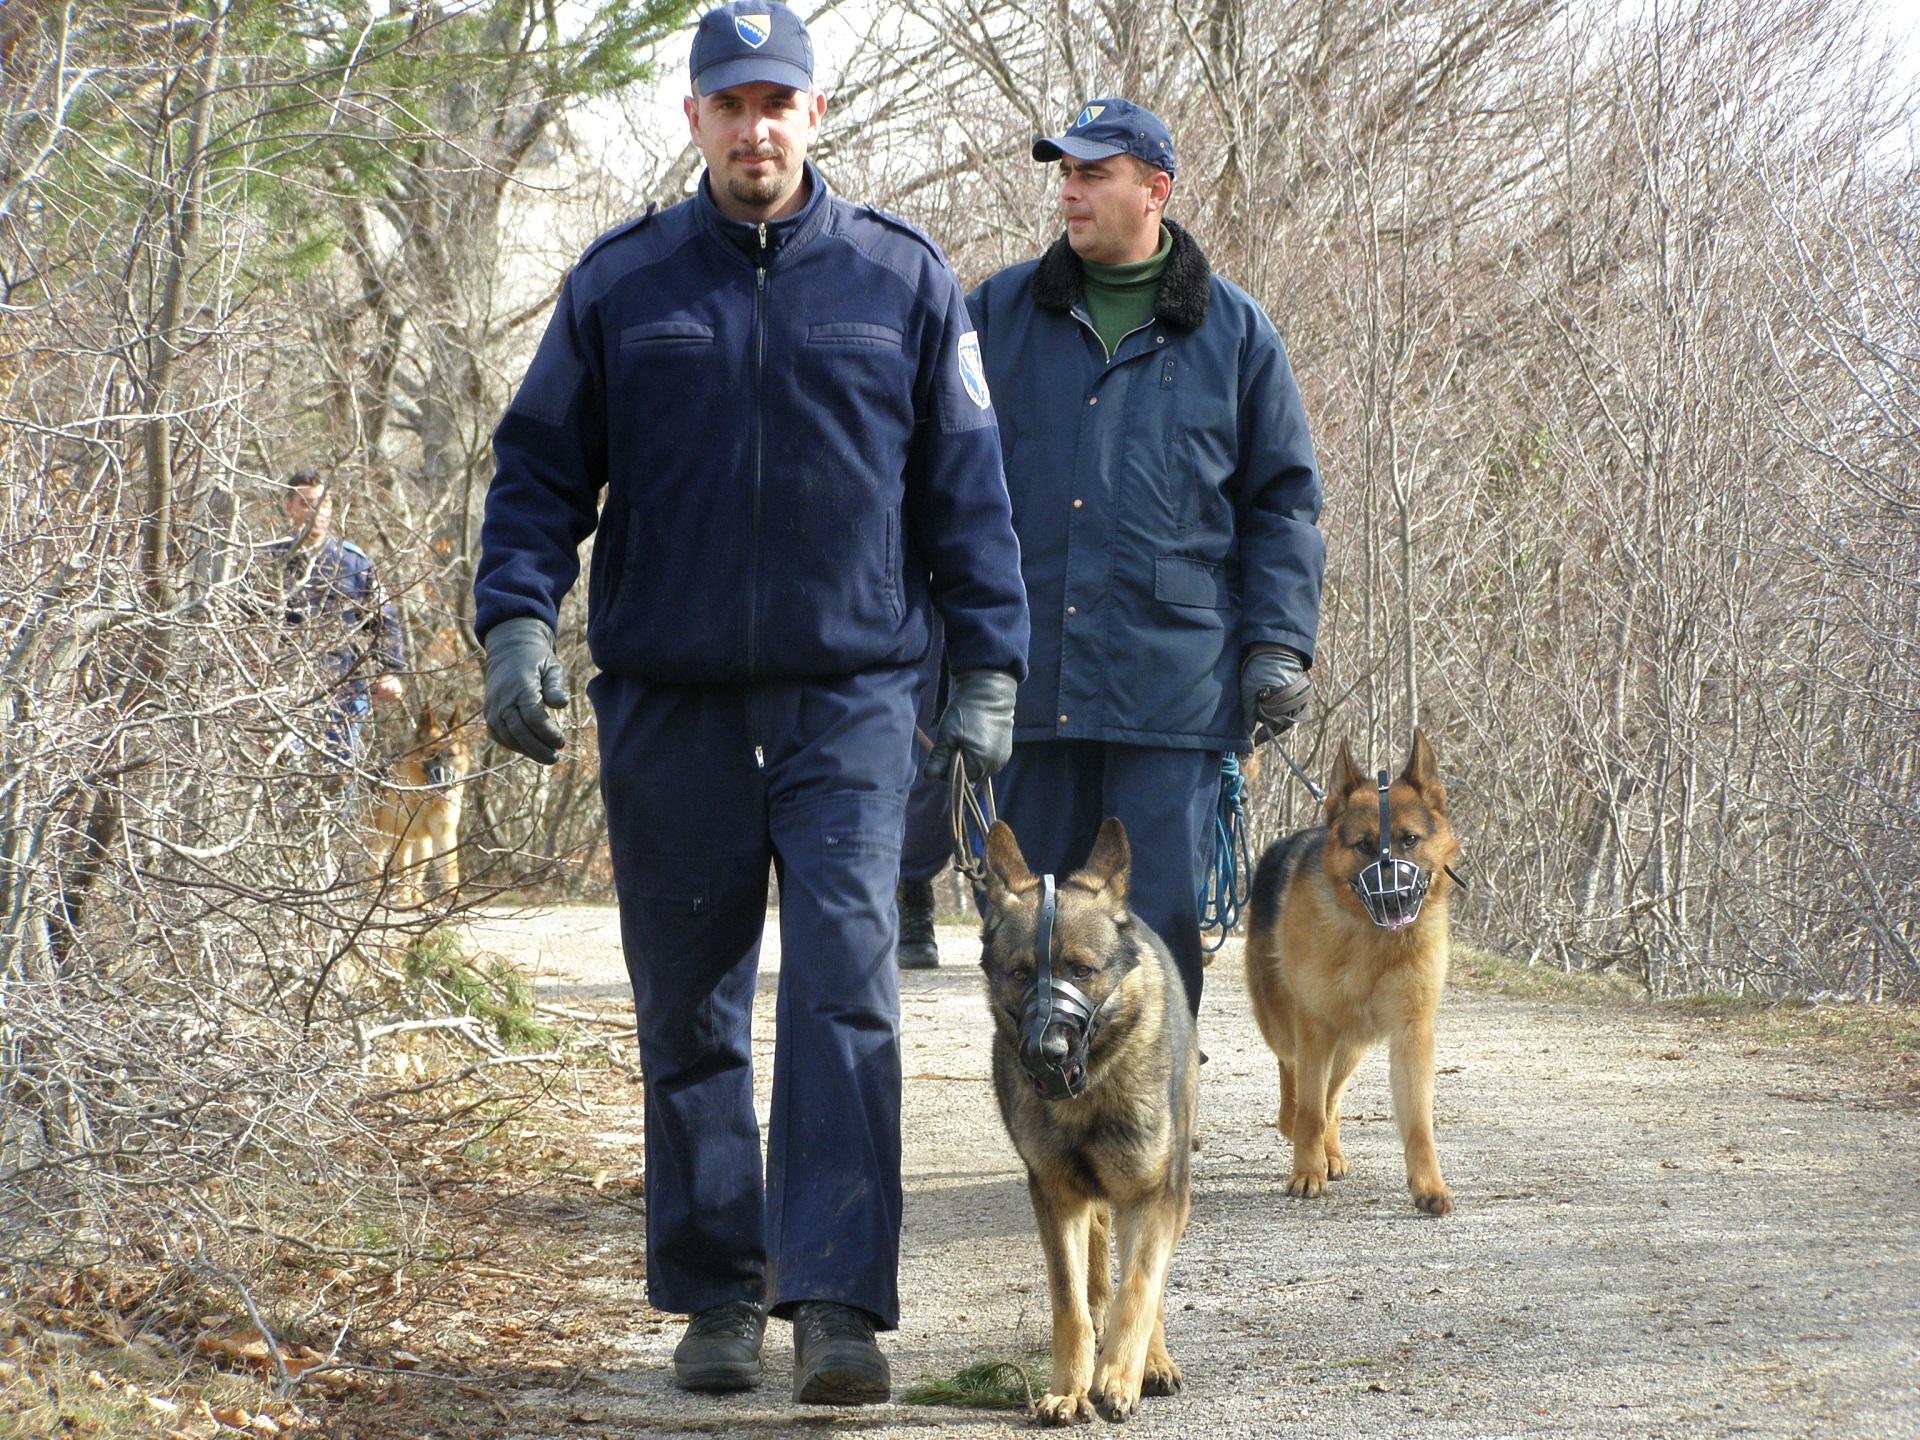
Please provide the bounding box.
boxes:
[269,471,405,766]
[473,1,1027,1404]
[967,99,1324,1019]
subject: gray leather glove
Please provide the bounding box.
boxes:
[483,617,570,765]
[1241,646,1311,744]
[924,669,1017,781]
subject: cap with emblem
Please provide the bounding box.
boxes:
[689,1,813,96]
[1032,98,1176,178]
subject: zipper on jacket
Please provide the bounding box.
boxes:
[749,221,768,678]
[1074,306,1156,365]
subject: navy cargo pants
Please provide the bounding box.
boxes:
[590,665,917,1329]
[995,740,1220,1015]
[900,618,950,885]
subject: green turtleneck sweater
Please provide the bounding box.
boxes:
[1081,224,1173,359]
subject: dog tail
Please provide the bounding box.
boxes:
[1249,827,1324,936]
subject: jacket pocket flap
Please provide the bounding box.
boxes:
[807,321,905,348]
[1154,556,1230,609]
[621,321,714,346]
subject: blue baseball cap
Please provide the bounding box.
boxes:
[689,1,813,96]
[1033,98,1176,178]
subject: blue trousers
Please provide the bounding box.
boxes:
[995,740,1220,1015]
[900,624,949,884]
[590,667,916,1328]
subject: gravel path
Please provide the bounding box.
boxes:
[459,905,1920,1439]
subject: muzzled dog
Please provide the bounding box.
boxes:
[980,818,1199,1424]
[1243,728,1460,1215]
[370,705,470,906]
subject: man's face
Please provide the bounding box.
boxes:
[284,484,331,546]
[1057,156,1168,266]
[685,81,825,222]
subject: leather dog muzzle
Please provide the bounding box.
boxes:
[1015,875,1098,1100]
[1350,769,1432,930]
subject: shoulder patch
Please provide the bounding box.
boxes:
[957,331,991,410]
[579,202,659,265]
[857,205,948,266]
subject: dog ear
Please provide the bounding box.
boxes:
[415,704,434,735]
[1326,738,1366,823]
[1400,727,1446,813]
[1072,816,1131,914]
[984,821,1036,900]
[446,703,462,729]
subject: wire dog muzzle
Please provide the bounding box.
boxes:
[1351,769,1432,930]
[1015,875,1100,1101]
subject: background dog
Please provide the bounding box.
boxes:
[370,705,469,906]
[980,818,1199,1424]
[1243,728,1460,1215]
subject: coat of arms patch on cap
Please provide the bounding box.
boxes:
[1074,104,1105,128]
[735,12,771,46]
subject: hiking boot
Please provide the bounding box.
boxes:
[790,1302,890,1404]
[671,1300,766,1392]
[896,878,939,970]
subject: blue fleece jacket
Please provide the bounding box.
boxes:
[476,163,1028,686]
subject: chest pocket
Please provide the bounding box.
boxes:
[807,321,904,350]
[622,321,715,349]
[618,322,715,419]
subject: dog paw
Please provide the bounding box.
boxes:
[1326,1150,1350,1180]
[1139,1356,1182,1397]
[1286,1167,1327,1199]
[1091,1383,1139,1423]
[1412,1185,1454,1216]
[1033,1391,1093,1425]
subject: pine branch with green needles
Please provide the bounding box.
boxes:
[899,1357,1047,1409]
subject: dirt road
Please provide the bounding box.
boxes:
[453,906,1920,1439]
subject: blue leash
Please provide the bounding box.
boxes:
[1198,753,1253,952]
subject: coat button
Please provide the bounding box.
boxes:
[1066,606,1077,617]
[1087,395,1098,405]
[1072,498,1083,509]
[1156,335,1166,344]
[1059,714,1069,724]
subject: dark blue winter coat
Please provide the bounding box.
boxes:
[476,163,1028,687]
[966,222,1323,750]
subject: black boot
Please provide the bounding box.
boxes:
[896,877,939,970]
[671,1300,766,1392]
[791,1302,890,1404]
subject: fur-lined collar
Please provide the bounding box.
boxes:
[1029,219,1212,331]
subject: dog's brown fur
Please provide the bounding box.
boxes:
[370,705,469,906]
[981,819,1199,1424]
[1243,728,1460,1216]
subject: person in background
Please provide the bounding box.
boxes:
[269,470,405,768]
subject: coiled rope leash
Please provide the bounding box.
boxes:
[1198,753,1252,953]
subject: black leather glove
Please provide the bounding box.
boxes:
[483,617,570,765]
[924,669,1017,781]
[1241,646,1311,744]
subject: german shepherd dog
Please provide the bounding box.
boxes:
[370,705,469,905]
[980,818,1199,1424]
[1244,729,1460,1216]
